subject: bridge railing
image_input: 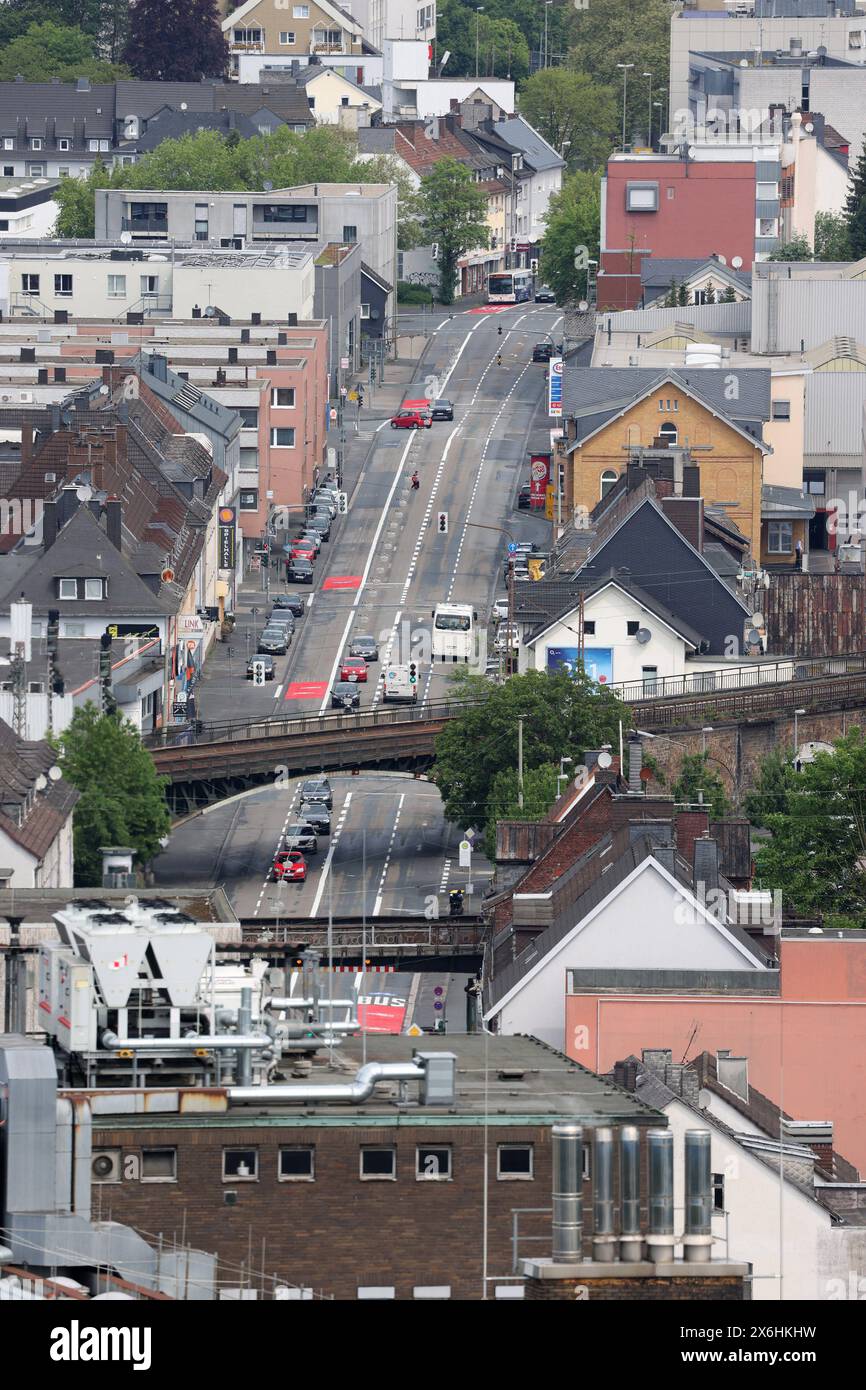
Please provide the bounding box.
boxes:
[146,651,866,750]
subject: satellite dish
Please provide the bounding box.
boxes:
[578,299,589,312]
[263,180,274,192]
[751,611,764,627]
[48,765,62,781]
[180,101,188,111]
[746,628,761,646]
[739,58,748,67]
[597,750,613,769]
[35,773,47,791]
[636,627,652,644]
[805,122,814,133]
[716,254,727,265]
[204,305,216,318]
[119,230,132,245]
[731,255,743,269]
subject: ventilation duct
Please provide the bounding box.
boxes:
[551,1122,583,1263]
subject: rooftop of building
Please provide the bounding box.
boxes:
[0,885,237,926]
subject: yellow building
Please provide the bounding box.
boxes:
[222,0,364,75]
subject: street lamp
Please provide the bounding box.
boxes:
[701,726,713,756]
[794,708,806,760]
[642,71,653,148]
[475,6,484,79]
[617,63,634,150]
[653,100,664,146]
[544,0,553,69]
[560,138,571,164]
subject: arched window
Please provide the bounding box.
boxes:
[658,421,678,445]
[600,469,618,498]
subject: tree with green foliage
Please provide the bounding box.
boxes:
[434,0,531,81]
[672,752,731,820]
[432,667,629,835]
[663,280,679,307]
[845,135,866,261]
[742,747,796,829]
[123,0,227,81]
[54,704,171,887]
[482,762,560,859]
[53,159,114,238]
[568,0,671,145]
[122,128,247,192]
[0,20,128,81]
[418,158,489,304]
[814,210,851,262]
[703,281,716,304]
[519,69,617,171]
[719,284,737,303]
[539,168,600,304]
[772,231,813,261]
[347,152,424,250]
[754,728,866,923]
[677,281,689,307]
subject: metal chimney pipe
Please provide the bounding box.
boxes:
[551,1122,583,1263]
[683,1129,713,1262]
[238,987,253,1086]
[646,1128,676,1263]
[592,1127,617,1261]
[619,1125,643,1262]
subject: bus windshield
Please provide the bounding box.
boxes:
[435,614,471,631]
[487,274,512,296]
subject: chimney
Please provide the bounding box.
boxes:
[646,1129,675,1262]
[251,312,261,325]
[105,496,122,551]
[42,498,57,551]
[287,312,298,327]
[149,353,168,383]
[20,420,32,465]
[716,1051,749,1102]
[652,844,676,876]
[627,735,642,792]
[57,484,81,527]
[693,836,720,899]
[619,1126,643,1262]
[551,1123,583,1263]
[592,1129,616,1261]
[683,1131,713,1262]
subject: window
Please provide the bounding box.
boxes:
[271,387,295,408]
[238,406,259,428]
[239,488,259,510]
[260,203,308,223]
[357,1287,395,1299]
[497,1144,533,1179]
[140,274,158,296]
[658,421,678,445]
[804,472,825,496]
[3,167,13,176]
[194,202,209,241]
[141,1148,177,1182]
[583,620,596,635]
[27,163,44,177]
[84,578,103,600]
[768,521,793,554]
[413,1285,451,1299]
[360,302,371,319]
[58,578,77,600]
[58,167,70,176]
[3,138,12,150]
[342,225,358,242]
[756,182,777,200]
[222,1149,258,1181]
[54,273,73,297]
[600,469,618,499]
[233,26,262,42]
[107,274,126,297]
[759,218,777,237]
[293,4,310,14]
[627,620,640,636]
[30,137,42,150]
[360,1147,396,1180]
[63,621,85,638]
[270,427,296,447]
[88,138,110,152]
[279,1146,315,1180]
[771,399,791,421]
[58,138,71,152]
[279,30,296,43]
[416,1146,452,1180]
[713,1172,725,1212]
[341,96,350,106]
[625,182,658,212]
[239,447,258,472]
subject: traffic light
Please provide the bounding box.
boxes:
[337,491,348,515]
[431,242,440,261]
[437,511,448,534]
[408,661,418,684]
[252,659,267,687]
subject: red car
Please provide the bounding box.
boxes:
[339,657,368,683]
[390,410,431,429]
[291,540,317,560]
[272,850,307,882]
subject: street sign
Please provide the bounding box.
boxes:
[433,986,444,996]
[434,1001,444,1011]
[459,839,472,868]
[548,357,564,417]
[348,390,358,402]
[406,1024,423,1037]
[465,827,477,844]
[507,542,519,554]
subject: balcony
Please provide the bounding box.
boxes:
[121,215,168,236]
[229,38,265,51]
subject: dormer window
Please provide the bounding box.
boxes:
[58,577,106,600]
[85,578,104,600]
[58,578,77,599]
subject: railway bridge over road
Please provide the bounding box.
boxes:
[149,653,866,814]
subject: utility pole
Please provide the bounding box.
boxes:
[518,716,524,809]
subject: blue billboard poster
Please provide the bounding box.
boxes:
[547,647,613,684]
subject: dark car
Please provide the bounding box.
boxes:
[430,399,454,421]
[271,593,305,617]
[267,612,296,634]
[306,514,331,541]
[331,680,361,709]
[283,823,319,855]
[287,557,314,584]
[300,777,332,809]
[349,635,379,661]
[299,801,331,834]
[246,653,276,680]
[258,627,289,655]
[534,286,556,304]
[517,483,532,510]
[532,341,555,362]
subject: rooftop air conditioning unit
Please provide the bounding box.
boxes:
[91,1149,121,1183]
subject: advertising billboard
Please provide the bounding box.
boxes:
[529,452,550,509]
[548,356,563,417]
[218,505,236,569]
[547,646,613,684]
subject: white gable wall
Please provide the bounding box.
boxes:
[520,583,689,684]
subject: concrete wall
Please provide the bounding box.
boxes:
[763,370,806,488]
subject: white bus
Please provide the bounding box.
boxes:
[431,602,476,662]
[487,269,533,304]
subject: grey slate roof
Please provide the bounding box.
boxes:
[761,485,816,520]
[134,110,263,152]
[523,570,706,650]
[492,116,565,172]
[563,366,771,445]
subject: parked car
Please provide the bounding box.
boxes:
[430,399,454,421]
[299,801,331,834]
[283,824,318,855]
[390,410,432,429]
[271,593,305,616]
[517,483,532,510]
[349,635,379,661]
[267,612,296,634]
[331,680,361,709]
[300,777,333,809]
[534,285,556,304]
[246,653,276,680]
[258,627,289,655]
[272,849,306,882]
[290,539,317,561]
[309,495,336,519]
[306,514,331,541]
[339,657,368,683]
[287,557,314,584]
[298,532,321,554]
[492,598,510,622]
